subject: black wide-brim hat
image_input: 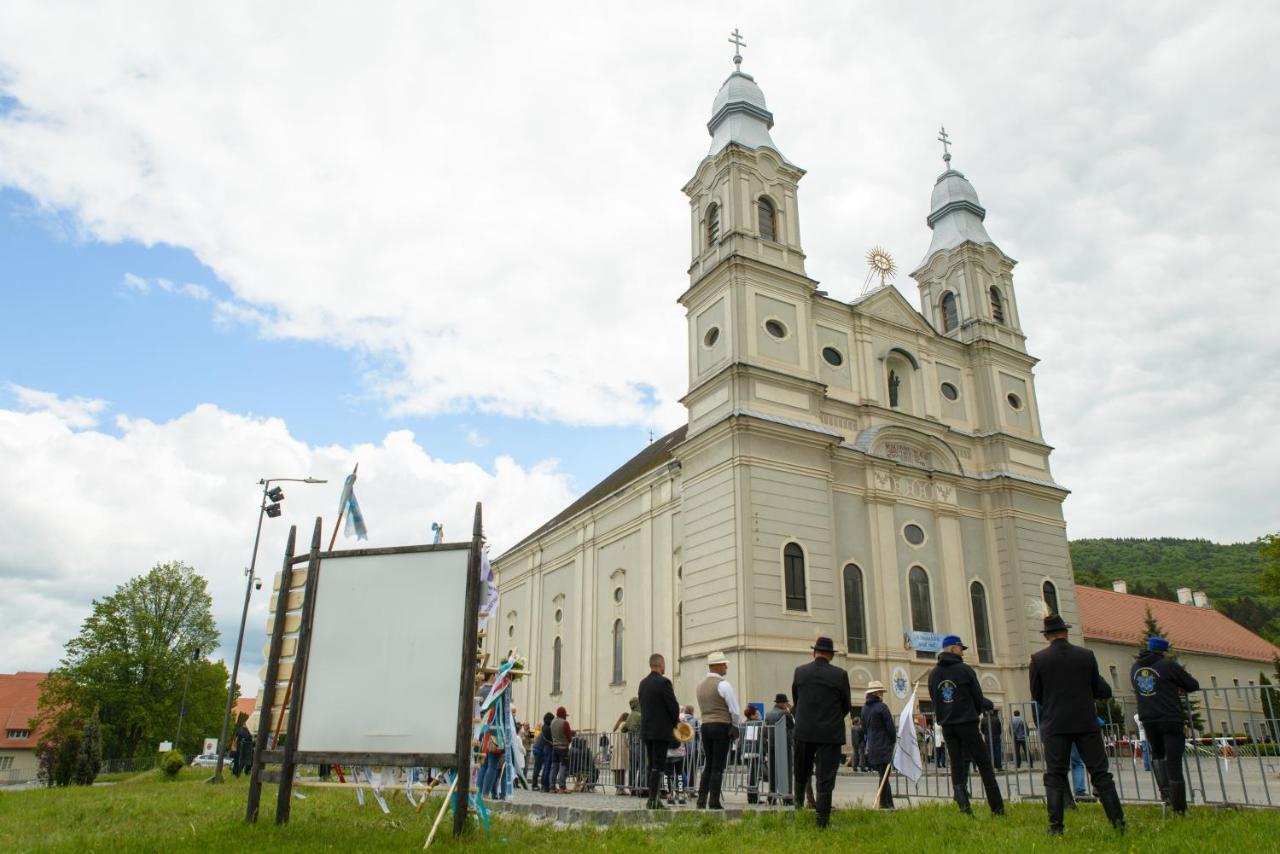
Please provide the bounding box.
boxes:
[774,693,789,704]
[1042,613,1072,634]
[812,636,836,654]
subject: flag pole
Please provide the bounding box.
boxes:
[874,757,893,805]
[328,463,358,551]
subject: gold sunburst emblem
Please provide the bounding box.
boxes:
[863,246,897,293]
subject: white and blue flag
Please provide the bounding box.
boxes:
[337,471,368,540]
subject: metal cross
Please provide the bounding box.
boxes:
[937,125,953,164]
[729,28,746,67]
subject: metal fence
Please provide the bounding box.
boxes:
[891,685,1280,808]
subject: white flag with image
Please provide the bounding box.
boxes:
[892,687,924,783]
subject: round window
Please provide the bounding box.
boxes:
[554,608,563,623]
[1007,393,1023,410]
[903,524,926,545]
[613,587,623,603]
[703,326,720,347]
[764,319,787,339]
[940,382,959,401]
[821,346,844,367]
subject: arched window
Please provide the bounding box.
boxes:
[843,564,867,655]
[783,543,807,611]
[1042,580,1060,616]
[909,566,934,659]
[970,581,994,664]
[989,286,1005,324]
[706,202,720,247]
[758,196,776,242]
[888,369,901,408]
[552,636,563,694]
[941,292,959,332]
[611,620,624,685]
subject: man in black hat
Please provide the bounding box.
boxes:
[927,634,1004,816]
[790,637,851,828]
[1030,613,1125,835]
[637,652,681,809]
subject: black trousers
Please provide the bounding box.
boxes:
[1043,731,1120,829]
[698,723,733,807]
[794,741,841,821]
[1145,720,1187,806]
[942,723,1004,813]
[1014,739,1032,768]
[869,761,894,808]
[644,739,669,802]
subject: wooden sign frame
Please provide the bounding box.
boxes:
[246,503,484,837]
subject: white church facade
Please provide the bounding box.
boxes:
[490,56,1080,730]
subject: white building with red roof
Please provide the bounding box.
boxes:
[0,672,47,784]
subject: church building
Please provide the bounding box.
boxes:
[490,53,1080,729]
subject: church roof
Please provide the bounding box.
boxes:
[707,70,790,163]
[923,165,994,259]
[501,425,688,558]
[1076,585,1280,663]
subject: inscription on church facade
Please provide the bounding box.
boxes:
[882,441,933,469]
[872,470,956,504]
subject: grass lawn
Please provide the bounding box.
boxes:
[1,770,1276,853]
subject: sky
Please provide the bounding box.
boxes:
[2,2,1278,696]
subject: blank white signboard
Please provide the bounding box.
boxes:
[296,547,469,754]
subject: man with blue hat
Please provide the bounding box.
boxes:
[927,634,1005,816]
[1131,635,1199,814]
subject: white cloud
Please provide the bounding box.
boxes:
[1,4,1278,541]
[0,394,574,694]
[121,271,148,292]
[465,429,488,449]
[8,383,106,428]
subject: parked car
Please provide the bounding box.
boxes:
[190,753,220,768]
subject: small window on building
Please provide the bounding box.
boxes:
[554,608,563,623]
[703,326,720,348]
[552,636,563,694]
[843,564,868,655]
[1109,665,1119,689]
[940,382,959,401]
[941,292,959,332]
[6,729,31,740]
[1007,392,1023,410]
[706,202,720,247]
[783,542,807,611]
[507,624,514,638]
[612,620,624,685]
[989,286,1005,323]
[821,346,843,367]
[764,318,787,339]
[758,196,777,242]
[0,756,13,770]
[888,369,901,408]
[613,586,624,603]
[903,524,925,546]
[909,566,934,659]
[970,581,994,664]
[1042,580,1059,616]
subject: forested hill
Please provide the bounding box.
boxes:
[1069,537,1278,646]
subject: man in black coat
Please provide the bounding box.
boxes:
[637,652,681,809]
[790,636,851,828]
[1131,636,1199,813]
[1029,614,1125,835]
[927,634,1004,816]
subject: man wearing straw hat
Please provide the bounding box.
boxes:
[637,652,681,810]
[695,650,741,809]
[1030,613,1126,835]
[790,636,851,828]
[861,679,896,810]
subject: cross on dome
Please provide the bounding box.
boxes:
[729,28,746,68]
[937,125,953,165]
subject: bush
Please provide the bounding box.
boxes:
[160,750,185,779]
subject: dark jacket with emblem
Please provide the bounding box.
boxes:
[1029,637,1111,738]
[927,652,992,727]
[861,694,896,764]
[1130,651,1199,725]
[791,657,852,744]
[637,670,681,742]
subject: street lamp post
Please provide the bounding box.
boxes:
[212,475,327,783]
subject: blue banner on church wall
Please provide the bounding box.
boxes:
[908,631,944,652]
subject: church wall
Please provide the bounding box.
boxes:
[676,456,739,653]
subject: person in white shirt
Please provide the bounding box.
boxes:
[694,651,741,809]
[1134,712,1150,772]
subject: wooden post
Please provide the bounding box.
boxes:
[246,524,297,823]
[451,502,484,838]
[276,517,323,825]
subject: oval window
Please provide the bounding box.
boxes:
[703,326,720,347]
[613,586,624,603]
[554,608,563,623]
[940,382,959,401]
[821,346,843,367]
[507,624,515,638]
[764,319,787,339]
[903,524,926,545]
[1007,393,1023,410]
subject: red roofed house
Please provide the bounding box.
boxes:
[0,672,47,784]
[1077,584,1280,728]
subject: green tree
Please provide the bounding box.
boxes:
[36,561,224,760]
[1260,534,1280,596]
[73,706,103,785]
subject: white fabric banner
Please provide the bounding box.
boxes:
[892,688,923,783]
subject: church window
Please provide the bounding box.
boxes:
[903,524,925,546]
[909,566,934,659]
[703,326,720,347]
[1042,580,1059,616]
[783,542,807,611]
[764,318,788,339]
[821,346,843,367]
[507,624,514,638]
[843,564,868,655]
[888,370,901,408]
[613,586,624,604]
[970,581,994,664]
[554,608,563,623]
[940,382,959,401]
[758,196,777,242]
[552,636,563,694]
[1006,392,1023,410]
[706,202,720,247]
[989,286,1005,323]
[941,292,959,332]
[611,620,624,685]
